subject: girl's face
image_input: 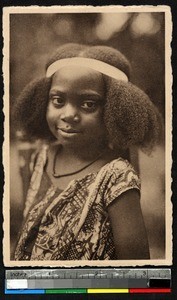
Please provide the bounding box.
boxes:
[46,65,107,149]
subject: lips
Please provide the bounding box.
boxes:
[58,127,81,133]
[56,127,82,139]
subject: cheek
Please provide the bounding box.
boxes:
[46,104,58,125]
[94,110,107,135]
[93,109,105,126]
[46,106,59,139]
[46,106,52,127]
[85,111,106,132]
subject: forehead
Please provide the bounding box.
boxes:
[51,65,105,93]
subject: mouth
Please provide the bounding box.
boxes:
[56,127,81,138]
[58,127,81,134]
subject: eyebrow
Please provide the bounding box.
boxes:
[49,89,65,96]
[79,94,103,101]
[77,90,103,98]
[49,89,103,98]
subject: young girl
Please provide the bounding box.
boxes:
[13,43,161,261]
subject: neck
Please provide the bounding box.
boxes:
[54,141,108,162]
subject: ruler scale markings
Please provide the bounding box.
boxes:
[6,268,171,279]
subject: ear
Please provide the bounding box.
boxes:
[12,77,52,138]
[104,79,161,151]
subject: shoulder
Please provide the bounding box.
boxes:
[102,157,140,207]
[109,157,133,170]
[105,157,139,181]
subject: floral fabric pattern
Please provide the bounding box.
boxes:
[14,145,140,261]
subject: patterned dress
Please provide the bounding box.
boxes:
[14,145,140,260]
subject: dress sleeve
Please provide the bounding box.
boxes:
[103,159,141,208]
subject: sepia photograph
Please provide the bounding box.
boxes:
[3,5,172,267]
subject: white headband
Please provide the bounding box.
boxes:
[46,57,128,82]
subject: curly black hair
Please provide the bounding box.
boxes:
[12,43,162,152]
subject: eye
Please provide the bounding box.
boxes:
[81,100,98,112]
[50,96,64,107]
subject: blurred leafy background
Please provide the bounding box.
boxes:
[10,12,165,259]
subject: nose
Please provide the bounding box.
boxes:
[60,103,80,123]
